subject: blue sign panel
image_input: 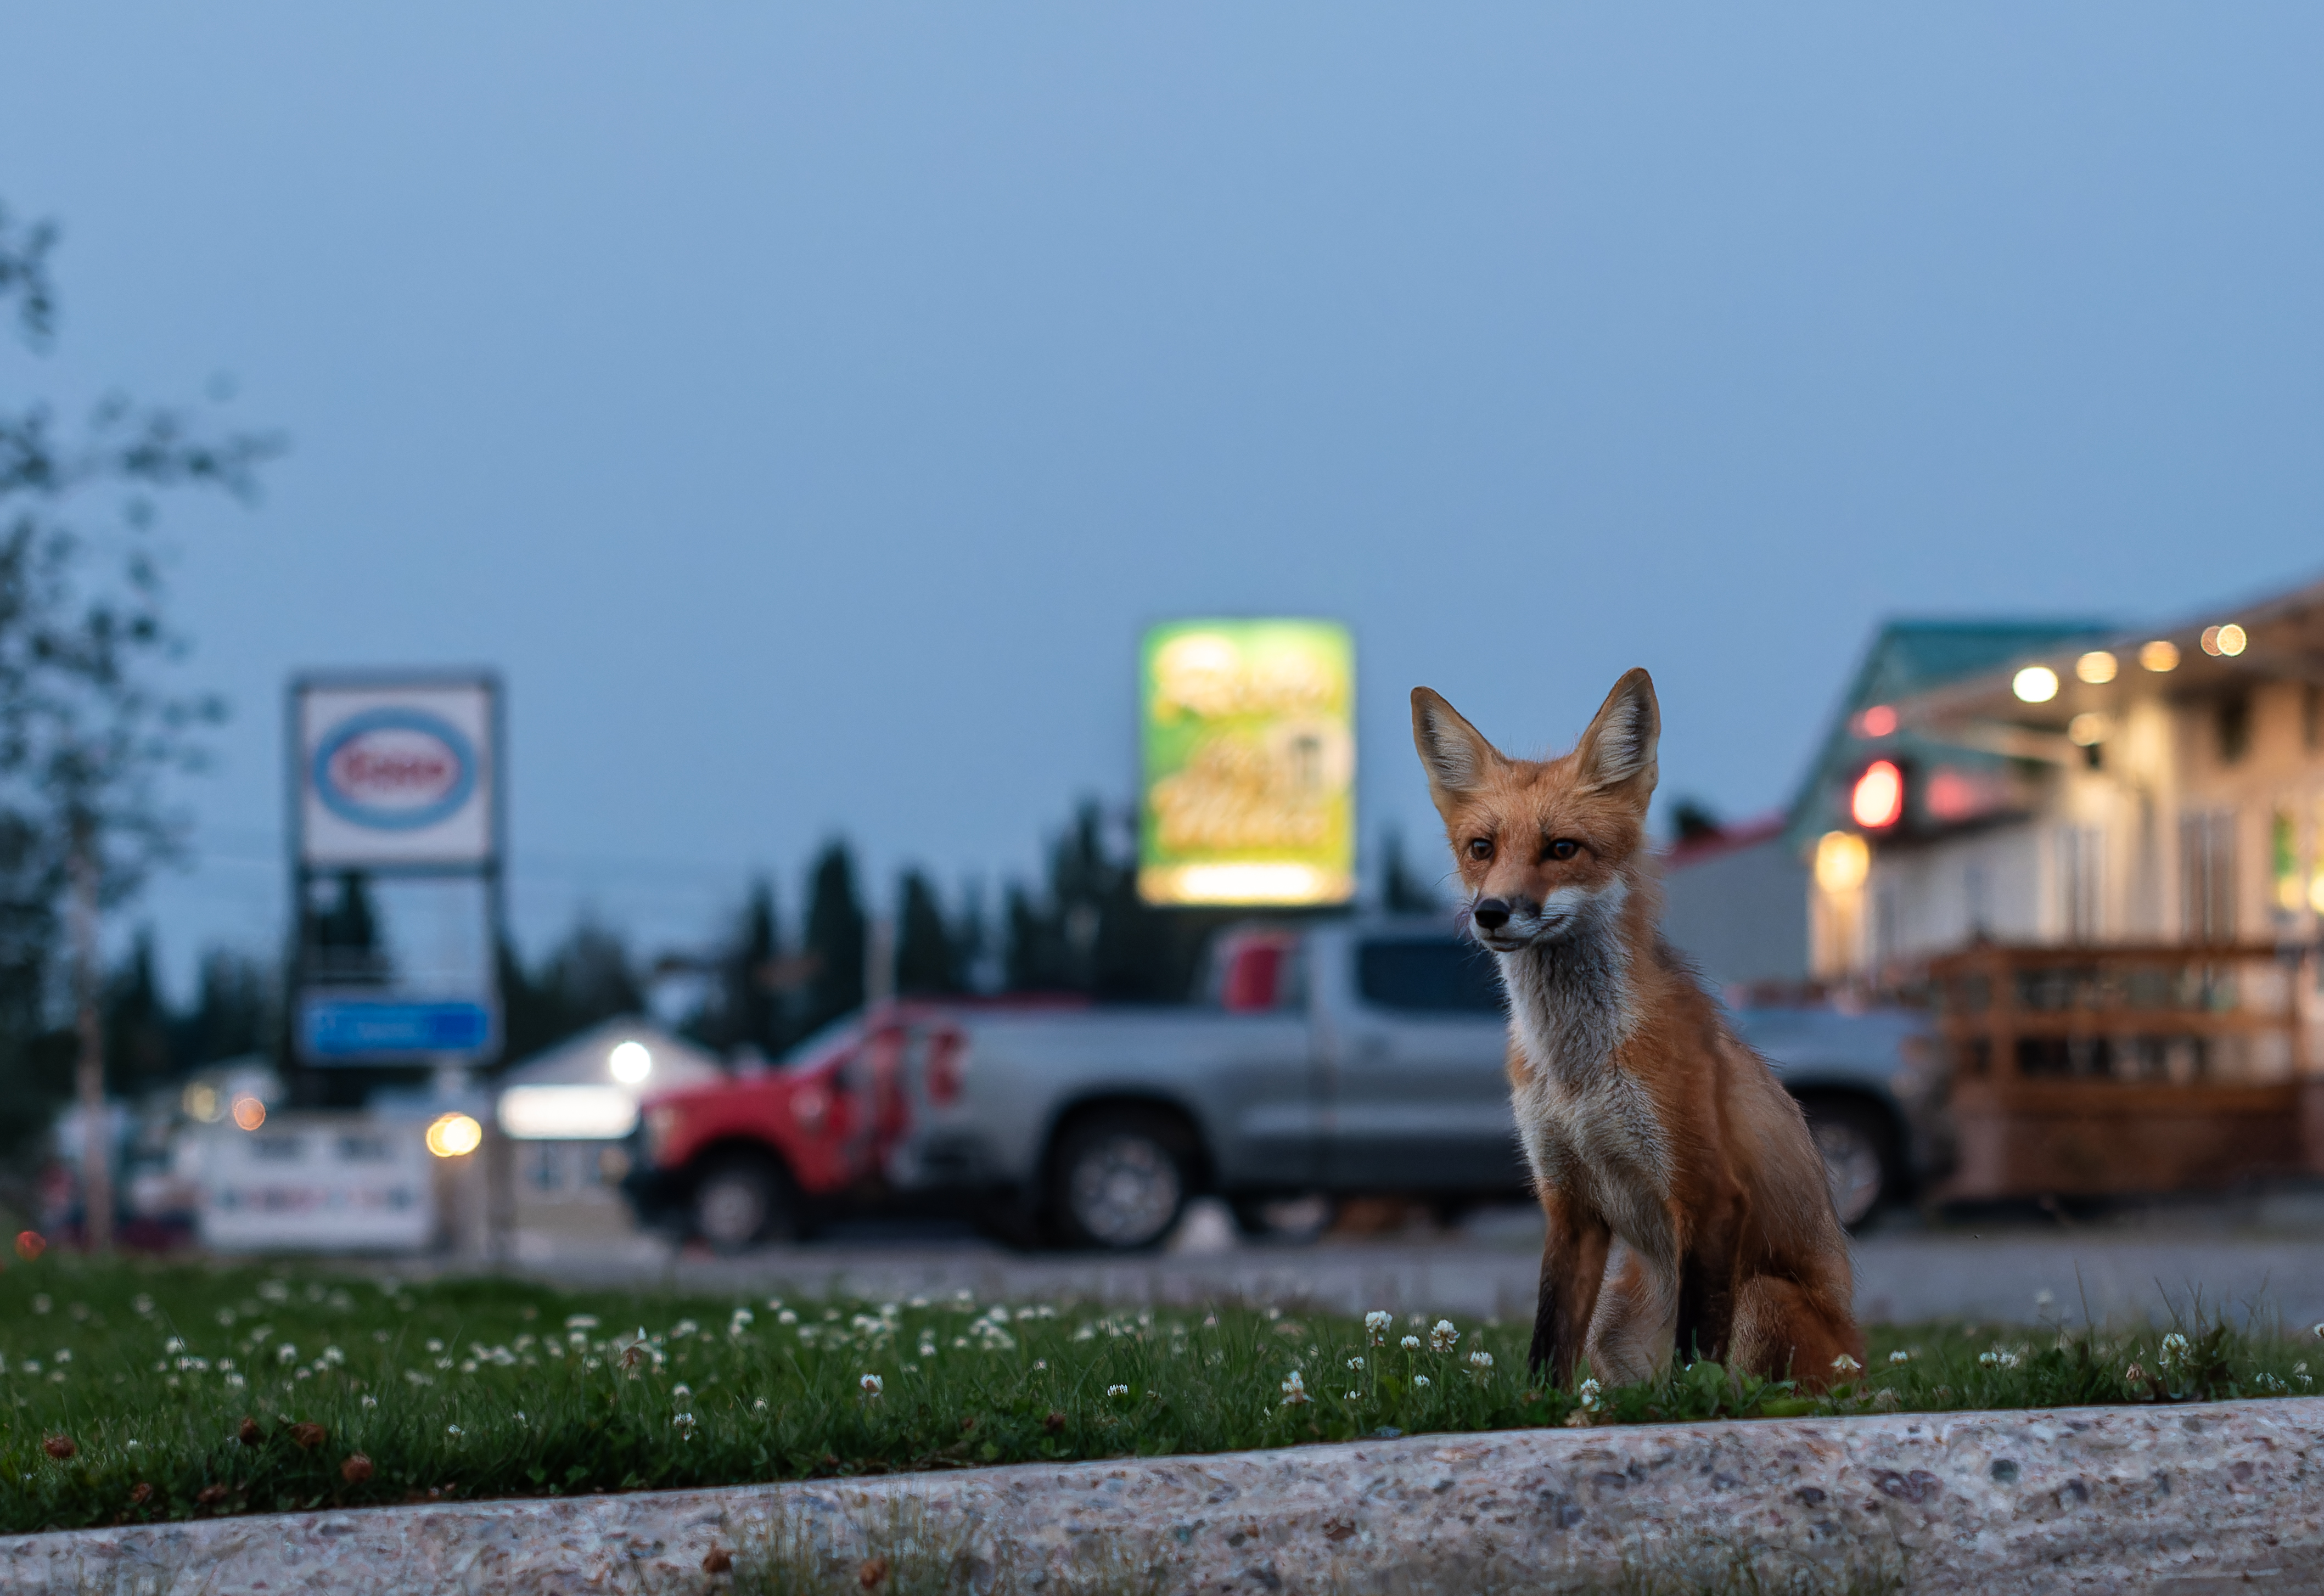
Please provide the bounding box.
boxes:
[301,997,493,1061]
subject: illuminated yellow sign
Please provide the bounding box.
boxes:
[1139,620,1355,906]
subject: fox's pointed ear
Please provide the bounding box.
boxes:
[1411,688,1502,815]
[1573,668,1659,800]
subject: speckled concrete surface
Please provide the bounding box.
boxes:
[4,1398,2318,1594]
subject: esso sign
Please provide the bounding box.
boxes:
[313,710,477,831]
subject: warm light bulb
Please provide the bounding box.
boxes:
[609,1041,653,1084]
[2139,640,2180,672]
[426,1112,484,1159]
[1814,831,1871,894]
[2075,651,2117,685]
[2067,713,2110,748]
[231,1095,267,1132]
[2012,666,2059,704]
[2216,623,2246,656]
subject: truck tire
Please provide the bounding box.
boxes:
[692,1154,799,1254]
[1049,1111,1192,1252]
[1798,1098,1893,1231]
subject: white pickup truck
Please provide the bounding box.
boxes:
[628,918,1939,1252]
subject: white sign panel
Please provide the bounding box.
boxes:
[188,1116,436,1254]
[297,678,497,867]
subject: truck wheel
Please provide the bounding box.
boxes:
[1799,1099,1891,1230]
[692,1155,798,1254]
[1049,1113,1192,1252]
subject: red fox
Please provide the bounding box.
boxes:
[1411,668,1862,1392]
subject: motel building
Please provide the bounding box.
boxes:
[1795,574,2324,1202]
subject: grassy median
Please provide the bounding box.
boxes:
[0,1252,2313,1535]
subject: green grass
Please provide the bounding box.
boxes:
[0,1254,2314,1536]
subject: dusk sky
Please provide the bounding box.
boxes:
[4,5,2321,987]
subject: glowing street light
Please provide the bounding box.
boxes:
[2075,651,2117,684]
[426,1112,483,1159]
[609,1041,653,1084]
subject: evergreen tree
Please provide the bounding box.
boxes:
[691,879,784,1058]
[100,931,174,1095]
[1380,827,1442,914]
[894,869,962,996]
[1001,800,1232,1003]
[799,841,865,1036]
[495,916,645,1066]
[175,948,270,1068]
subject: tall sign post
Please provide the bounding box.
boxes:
[1138,620,1356,907]
[288,672,506,1252]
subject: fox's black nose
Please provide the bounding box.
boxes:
[1473,898,1511,931]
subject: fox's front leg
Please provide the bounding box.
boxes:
[1674,1188,1744,1365]
[1528,1187,1612,1385]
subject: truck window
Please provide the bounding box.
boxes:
[1356,939,1504,1014]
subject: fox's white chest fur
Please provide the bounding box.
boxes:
[1496,902,1675,1261]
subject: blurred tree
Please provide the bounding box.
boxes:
[799,841,865,1037]
[1380,827,1442,914]
[301,870,389,985]
[685,878,785,1059]
[1002,800,1230,1003]
[495,916,645,1065]
[893,868,963,996]
[0,199,278,1235]
[100,930,173,1097]
[172,948,271,1069]
[1669,797,1724,844]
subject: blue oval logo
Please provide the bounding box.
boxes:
[313,710,478,831]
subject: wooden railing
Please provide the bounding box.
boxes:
[1926,943,2322,1199]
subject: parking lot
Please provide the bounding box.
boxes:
[510,1189,2324,1333]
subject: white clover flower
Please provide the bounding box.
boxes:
[224,1373,246,1389]
[1107,1384,1130,1398]
[163,1337,185,1355]
[672,1412,697,1435]
[729,1308,754,1328]
[1889,1351,1910,1365]
[860,1373,883,1398]
[1978,1348,2020,1370]
[1576,1378,1603,1409]
[1469,1350,1494,1371]
[778,1310,798,1326]
[446,1424,463,1437]
[276,1344,299,1365]
[52,1350,69,1364]
[1347,1356,1364,1370]
[753,1397,769,1412]
[671,1384,692,1403]
[1281,1370,1311,1406]
[425,1339,445,1353]
[132,1294,153,1315]
[671,1319,699,1339]
[1413,1375,1430,1389]
[1365,1310,1392,1346]
[361,1395,377,1408]
[1831,1354,1861,1374]
[1401,1335,1422,1352]
[565,1315,598,1330]
[1430,1320,1459,1353]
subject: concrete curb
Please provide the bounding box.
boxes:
[4,1398,2319,1594]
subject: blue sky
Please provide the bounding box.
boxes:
[3,5,2320,988]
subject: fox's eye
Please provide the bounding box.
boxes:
[1546,839,1580,862]
[1466,838,1492,861]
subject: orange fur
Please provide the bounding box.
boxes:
[1411,670,1860,1392]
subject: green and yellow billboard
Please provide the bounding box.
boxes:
[1138,619,1355,906]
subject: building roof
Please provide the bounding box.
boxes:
[1782,617,2113,851]
[1890,571,2324,750]
[498,1018,725,1093]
